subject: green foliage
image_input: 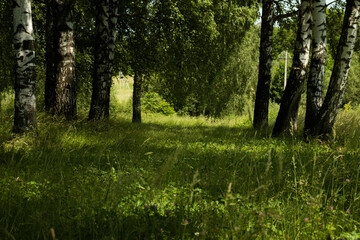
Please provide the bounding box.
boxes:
[142,92,175,116]
[148,0,259,117]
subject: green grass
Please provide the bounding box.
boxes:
[1,89,360,239]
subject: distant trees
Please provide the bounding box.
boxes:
[12,0,37,133]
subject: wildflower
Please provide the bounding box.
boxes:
[346,209,351,214]
[346,179,350,183]
[194,232,200,237]
[181,219,189,226]
[304,217,310,223]
[328,206,334,211]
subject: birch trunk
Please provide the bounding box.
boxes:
[253,0,274,129]
[89,0,118,120]
[305,0,327,136]
[311,0,360,137]
[45,2,55,112]
[273,0,312,136]
[132,72,142,123]
[12,0,37,133]
[53,0,76,120]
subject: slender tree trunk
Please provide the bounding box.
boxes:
[45,2,55,112]
[132,72,142,123]
[272,0,312,136]
[310,0,360,137]
[12,0,37,133]
[53,0,76,120]
[89,0,118,120]
[253,0,274,129]
[304,0,327,137]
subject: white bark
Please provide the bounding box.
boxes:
[313,0,360,137]
[305,0,327,133]
[13,0,37,133]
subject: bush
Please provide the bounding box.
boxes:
[142,92,175,115]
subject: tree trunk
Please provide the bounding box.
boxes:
[310,0,360,138]
[12,0,37,134]
[304,0,327,137]
[89,0,118,120]
[272,0,312,136]
[45,2,55,112]
[52,0,76,120]
[132,72,142,123]
[253,0,274,129]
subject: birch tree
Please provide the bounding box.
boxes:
[45,1,55,112]
[12,0,37,133]
[273,0,312,136]
[310,0,360,137]
[52,0,76,120]
[89,0,118,120]
[304,0,327,136]
[253,0,274,129]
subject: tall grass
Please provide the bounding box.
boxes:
[1,88,360,239]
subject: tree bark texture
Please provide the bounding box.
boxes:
[253,0,274,129]
[52,0,76,120]
[310,0,360,137]
[304,0,327,136]
[12,0,37,133]
[89,0,118,120]
[45,2,55,112]
[273,0,312,136]
[132,72,142,123]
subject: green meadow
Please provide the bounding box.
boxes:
[1,83,360,239]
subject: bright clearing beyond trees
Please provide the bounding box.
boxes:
[1,0,360,239]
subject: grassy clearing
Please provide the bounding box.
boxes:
[1,88,360,239]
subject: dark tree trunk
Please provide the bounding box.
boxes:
[89,0,118,120]
[52,0,76,120]
[45,2,55,112]
[132,72,142,123]
[13,0,37,134]
[310,0,360,138]
[253,0,274,129]
[304,0,327,137]
[273,0,312,136]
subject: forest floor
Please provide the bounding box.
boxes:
[1,84,360,239]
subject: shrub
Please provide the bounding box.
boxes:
[142,92,175,115]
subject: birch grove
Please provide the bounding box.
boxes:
[311,0,360,137]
